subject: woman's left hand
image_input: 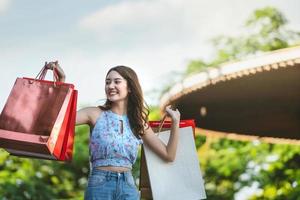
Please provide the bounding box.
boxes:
[165,105,180,124]
[45,61,66,82]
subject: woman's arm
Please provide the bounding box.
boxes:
[76,107,102,126]
[142,105,180,162]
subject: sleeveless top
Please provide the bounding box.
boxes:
[89,110,142,169]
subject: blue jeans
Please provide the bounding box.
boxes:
[84,168,139,200]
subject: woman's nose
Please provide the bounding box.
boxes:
[108,82,115,88]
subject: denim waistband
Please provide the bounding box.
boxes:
[91,168,132,179]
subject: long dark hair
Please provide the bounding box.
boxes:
[99,66,149,138]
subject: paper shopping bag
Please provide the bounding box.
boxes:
[0,65,77,161]
[140,120,206,200]
[140,120,197,198]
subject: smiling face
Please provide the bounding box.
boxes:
[105,70,129,103]
[101,65,148,138]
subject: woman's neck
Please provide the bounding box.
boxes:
[111,101,127,115]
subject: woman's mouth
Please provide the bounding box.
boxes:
[108,91,118,96]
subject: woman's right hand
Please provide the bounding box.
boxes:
[45,61,66,82]
[165,105,180,125]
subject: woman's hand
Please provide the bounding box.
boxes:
[165,105,181,125]
[45,61,66,82]
[141,105,181,162]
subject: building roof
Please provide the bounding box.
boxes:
[160,46,300,141]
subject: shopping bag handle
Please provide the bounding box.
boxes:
[35,62,60,83]
[157,105,176,134]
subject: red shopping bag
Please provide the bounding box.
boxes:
[0,65,77,161]
[139,119,196,199]
[149,119,196,136]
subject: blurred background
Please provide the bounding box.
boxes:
[0,0,300,199]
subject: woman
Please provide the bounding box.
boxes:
[47,61,180,200]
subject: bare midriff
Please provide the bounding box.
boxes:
[96,166,131,173]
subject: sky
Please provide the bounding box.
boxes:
[0,0,300,111]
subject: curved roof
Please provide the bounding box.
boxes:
[160,46,300,140]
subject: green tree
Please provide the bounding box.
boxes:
[185,60,210,77]
[187,7,300,76]
[0,125,90,199]
[197,137,300,200]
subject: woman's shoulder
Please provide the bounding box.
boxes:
[80,106,103,125]
[80,106,103,114]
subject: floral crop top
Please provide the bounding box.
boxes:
[89,110,142,169]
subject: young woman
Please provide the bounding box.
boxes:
[47,62,180,200]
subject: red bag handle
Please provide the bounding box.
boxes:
[35,62,60,84]
[157,105,176,134]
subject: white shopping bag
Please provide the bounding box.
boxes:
[143,126,206,200]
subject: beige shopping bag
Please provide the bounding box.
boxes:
[143,126,206,200]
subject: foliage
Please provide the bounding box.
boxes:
[186,7,300,76]
[159,7,300,98]
[0,125,90,200]
[197,137,300,200]
[185,60,211,77]
[148,105,161,121]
